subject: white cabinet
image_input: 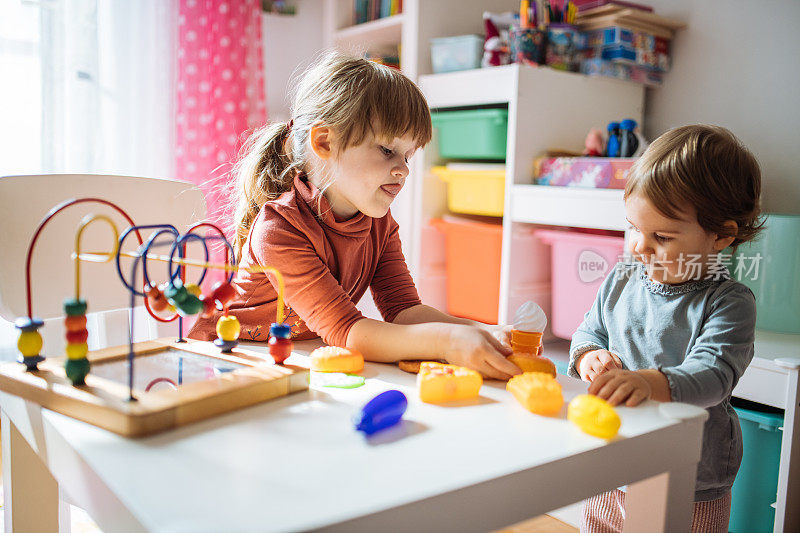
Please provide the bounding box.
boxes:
[415,64,645,323]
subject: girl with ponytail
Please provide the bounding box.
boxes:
[189,51,520,380]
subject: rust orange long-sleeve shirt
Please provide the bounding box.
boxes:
[188,174,421,346]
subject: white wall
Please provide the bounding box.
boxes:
[262,1,324,122]
[642,0,800,214]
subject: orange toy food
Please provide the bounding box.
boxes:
[507,354,557,377]
[510,329,543,354]
[506,372,563,416]
[417,362,482,403]
[310,346,364,373]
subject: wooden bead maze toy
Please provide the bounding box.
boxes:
[0,197,308,437]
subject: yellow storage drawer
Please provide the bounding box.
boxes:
[432,165,505,217]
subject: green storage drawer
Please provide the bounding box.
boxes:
[431,108,508,160]
[730,403,783,533]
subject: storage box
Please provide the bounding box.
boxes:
[730,401,783,533]
[430,34,484,74]
[534,157,636,189]
[534,230,625,339]
[579,57,663,86]
[433,164,505,216]
[431,108,508,160]
[432,218,551,324]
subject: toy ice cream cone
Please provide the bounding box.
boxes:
[510,329,543,354]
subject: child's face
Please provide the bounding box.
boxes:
[323,131,419,219]
[625,193,729,284]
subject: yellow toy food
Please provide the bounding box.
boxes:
[568,394,621,439]
[310,346,364,373]
[417,362,482,403]
[508,354,557,377]
[506,372,563,415]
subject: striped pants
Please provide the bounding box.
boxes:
[581,489,732,533]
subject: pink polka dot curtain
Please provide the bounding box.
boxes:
[176,0,266,230]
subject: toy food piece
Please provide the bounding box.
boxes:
[354,390,407,435]
[507,354,556,377]
[506,372,563,415]
[397,359,446,374]
[417,362,482,403]
[568,394,621,439]
[510,330,543,354]
[310,346,364,373]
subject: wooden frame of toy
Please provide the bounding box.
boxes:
[0,197,308,437]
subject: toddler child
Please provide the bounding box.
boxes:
[568,124,763,532]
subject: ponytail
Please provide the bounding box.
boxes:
[230,121,298,260]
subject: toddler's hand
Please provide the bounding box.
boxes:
[441,324,520,380]
[576,349,622,382]
[589,369,651,407]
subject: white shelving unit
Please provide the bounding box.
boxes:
[416,64,645,324]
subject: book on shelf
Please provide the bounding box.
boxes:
[353,0,402,25]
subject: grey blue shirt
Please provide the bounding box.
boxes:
[569,262,756,501]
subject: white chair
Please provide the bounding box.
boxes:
[0,174,207,360]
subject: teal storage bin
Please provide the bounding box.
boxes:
[730,402,783,533]
[734,213,800,334]
[431,108,508,160]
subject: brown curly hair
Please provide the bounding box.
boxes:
[624,124,764,248]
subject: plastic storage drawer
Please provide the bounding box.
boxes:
[431,108,508,160]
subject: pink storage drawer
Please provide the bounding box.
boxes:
[534,230,624,339]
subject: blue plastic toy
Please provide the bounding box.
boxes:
[354,390,407,435]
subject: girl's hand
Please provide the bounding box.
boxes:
[481,324,513,351]
[589,369,652,407]
[440,324,520,380]
[576,349,623,382]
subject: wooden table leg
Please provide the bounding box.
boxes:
[623,465,697,533]
[2,409,60,532]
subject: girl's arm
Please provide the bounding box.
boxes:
[346,317,519,380]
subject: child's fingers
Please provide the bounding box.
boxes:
[587,371,613,395]
[606,382,634,406]
[485,350,522,378]
[625,389,649,407]
[484,332,513,356]
[476,360,512,381]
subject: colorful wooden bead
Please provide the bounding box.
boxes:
[65,358,90,386]
[66,342,89,360]
[17,331,43,357]
[199,294,217,317]
[185,283,202,297]
[216,315,241,341]
[65,329,89,344]
[210,281,236,307]
[508,354,557,377]
[268,323,293,364]
[146,284,169,312]
[64,298,87,316]
[65,314,88,331]
[164,280,203,316]
[15,317,45,371]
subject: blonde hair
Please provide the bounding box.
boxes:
[229,50,432,259]
[624,124,764,248]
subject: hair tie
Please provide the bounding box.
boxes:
[286,119,293,133]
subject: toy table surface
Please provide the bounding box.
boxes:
[1,340,708,533]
